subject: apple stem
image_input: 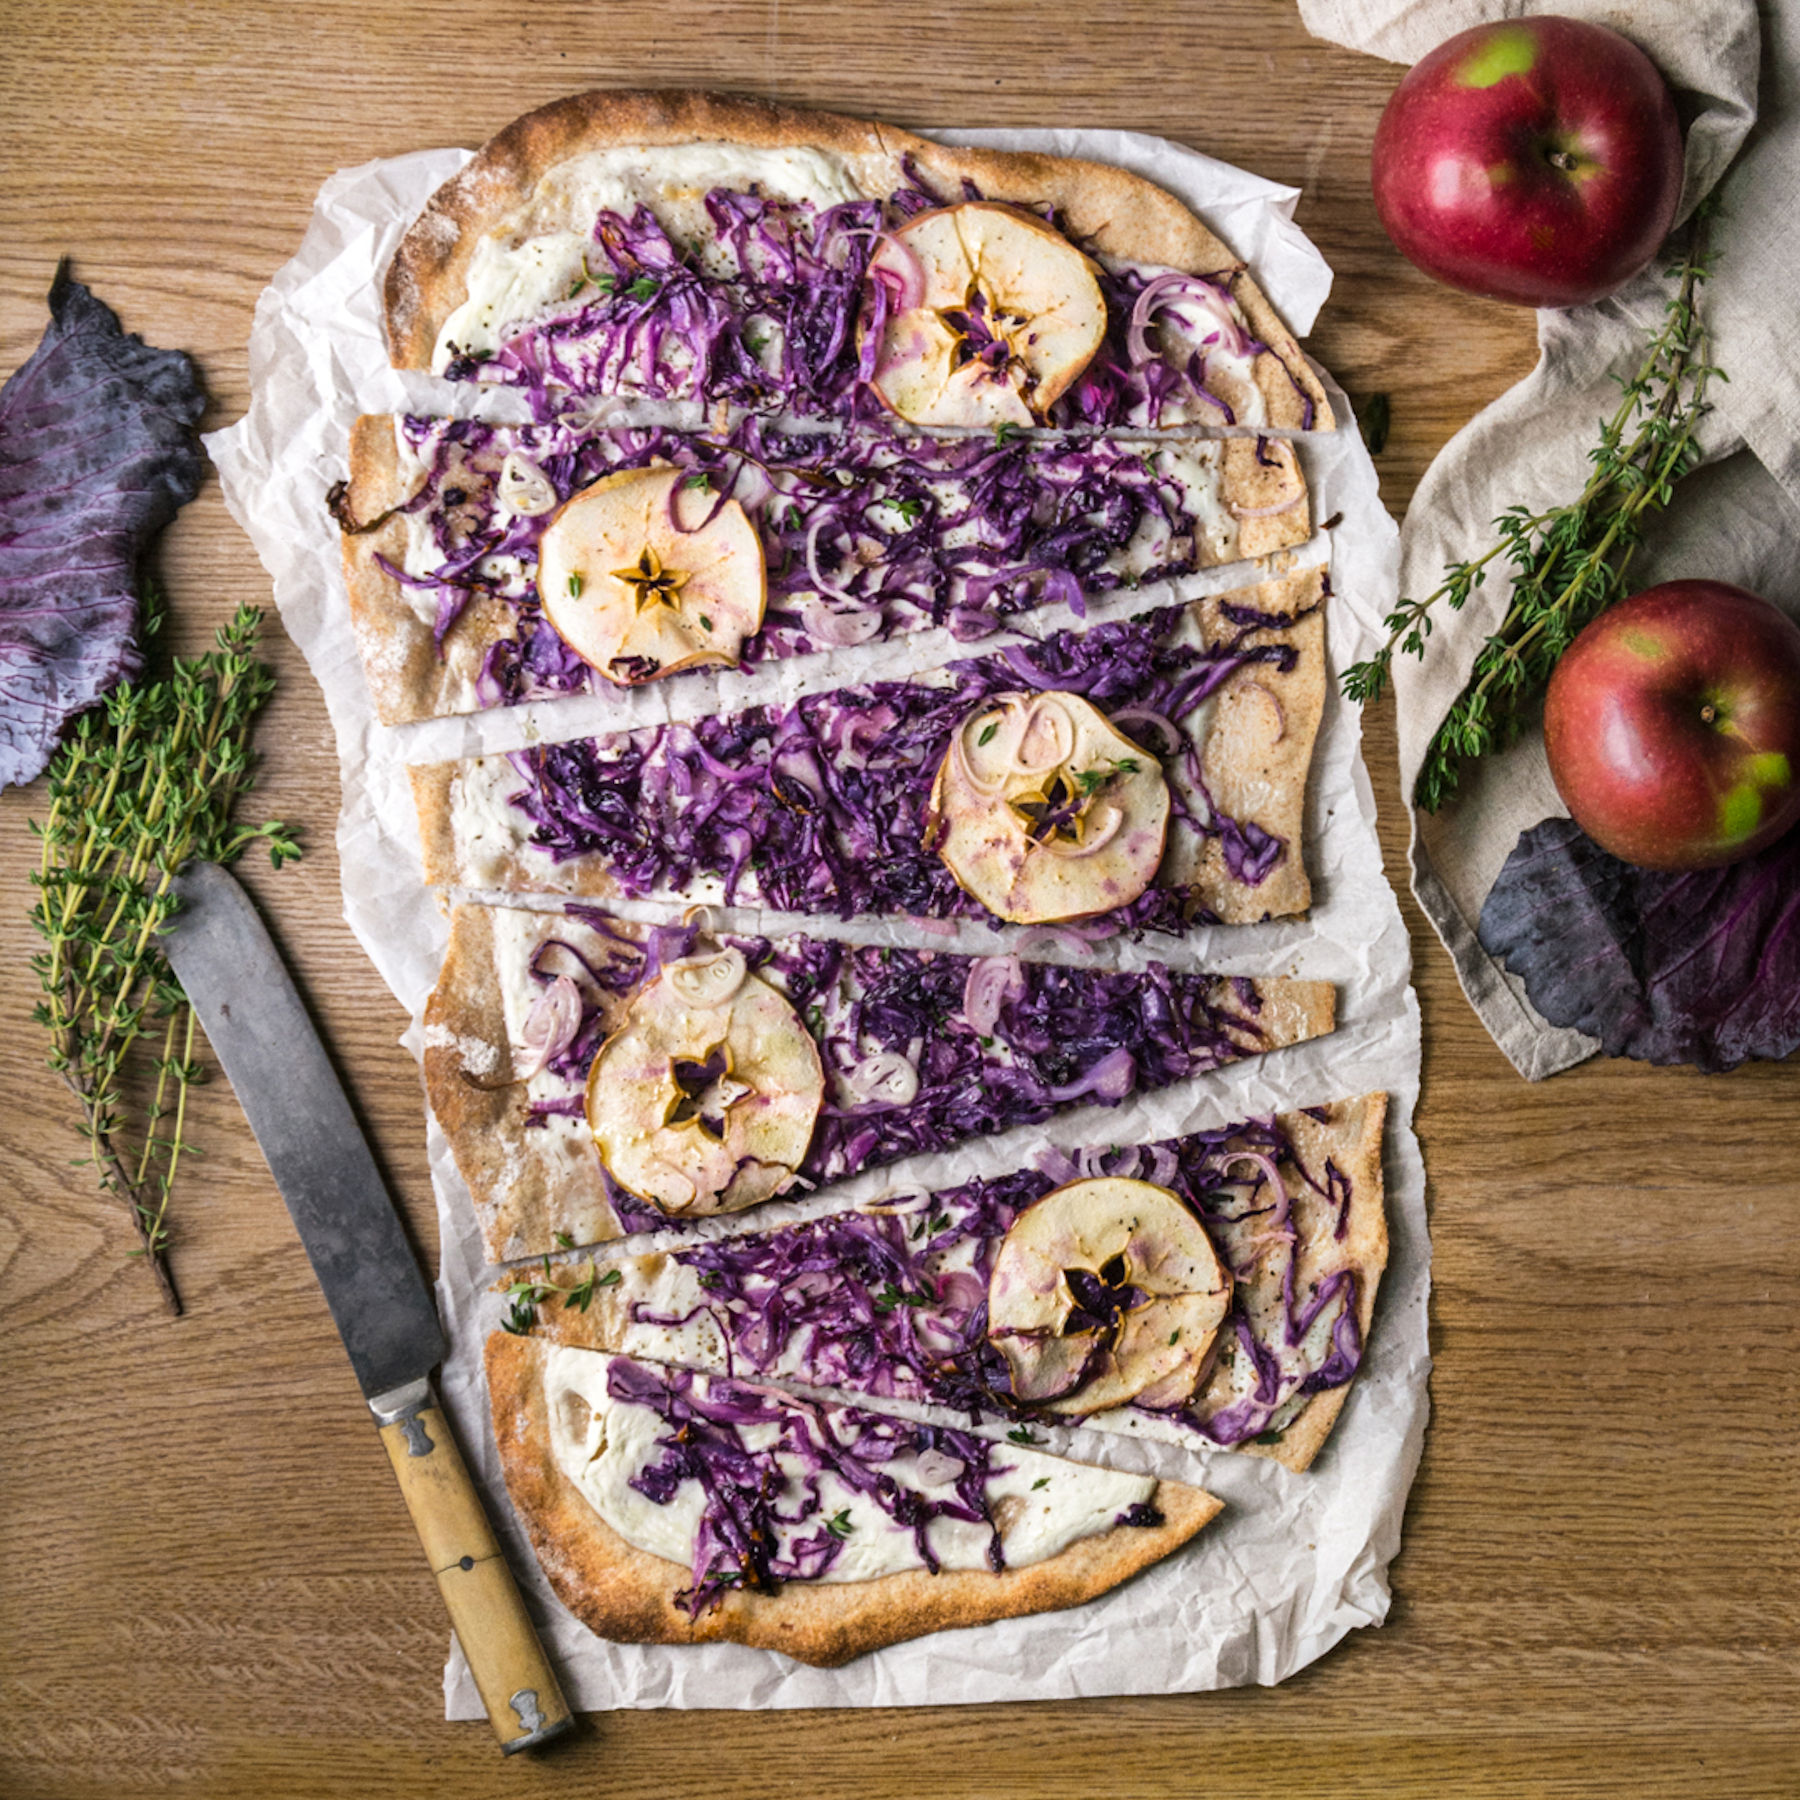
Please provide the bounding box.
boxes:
[1701,703,1717,724]
[1546,149,1579,173]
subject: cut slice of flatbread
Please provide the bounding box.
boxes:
[516,1094,1388,1475]
[426,901,1336,1261]
[339,412,1312,725]
[488,1334,1222,1667]
[385,89,1332,433]
[410,564,1329,930]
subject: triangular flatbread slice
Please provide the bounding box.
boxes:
[338,412,1311,725]
[410,565,1329,930]
[512,1096,1387,1474]
[386,90,1333,433]
[427,900,1335,1260]
[488,1334,1222,1667]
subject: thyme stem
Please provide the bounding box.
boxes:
[29,594,300,1312]
[1341,215,1720,812]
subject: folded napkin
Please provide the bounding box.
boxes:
[1299,0,1799,1077]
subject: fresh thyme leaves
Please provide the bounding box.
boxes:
[28,596,298,1314]
[873,1281,931,1314]
[1007,1426,1041,1446]
[501,1257,622,1329]
[1341,219,1719,812]
[825,1509,855,1539]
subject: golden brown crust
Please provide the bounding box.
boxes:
[339,416,520,726]
[486,1333,1222,1667]
[1215,438,1311,561]
[1239,1092,1390,1474]
[386,91,899,367]
[1155,564,1327,925]
[384,88,1331,429]
[423,904,635,1261]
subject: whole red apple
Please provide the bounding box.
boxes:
[1544,582,1800,870]
[1372,16,1684,308]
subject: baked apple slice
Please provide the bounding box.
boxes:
[585,947,824,1217]
[929,691,1170,924]
[538,466,765,685]
[866,203,1107,427]
[988,1177,1232,1415]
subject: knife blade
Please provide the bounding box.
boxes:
[163,861,573,1753]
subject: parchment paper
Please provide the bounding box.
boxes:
[206,126,1429,1716]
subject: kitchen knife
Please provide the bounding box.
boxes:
[162,861,573,1753]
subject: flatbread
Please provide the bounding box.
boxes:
[408,564,1329,928]
[384,89,1332,432]
[425,900,1337,1262]
[520,1094,1389,1475]
[339,413,1312,727]
[487,1333,1223,1667]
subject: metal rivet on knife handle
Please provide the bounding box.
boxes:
[375,1379,575,1752]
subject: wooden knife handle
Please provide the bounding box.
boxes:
[377,1393,575,1752]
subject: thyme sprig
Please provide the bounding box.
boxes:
[28,596,298,1314]
[501,1257,622,1334]
[1342,217,1720,812]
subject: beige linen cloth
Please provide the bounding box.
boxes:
[1298,0,1798,1077]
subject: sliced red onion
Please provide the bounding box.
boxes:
[1126,272,1249,367]
[871,232,928,311]
[797,595,883,648]
[1224,1150,1291,1240]
[913,1447,966,1488]
[1034,1145,1082,1185]
[1240,679,1287,743]
[514,974,583,1080]
[932,1269,988,1314]
[838,1049,920,1109]
[1107,704,1183,758]
[804,514,858,604]
[497,452,558,518]
[1227,490,1306,521]
[962,954,1027,1035]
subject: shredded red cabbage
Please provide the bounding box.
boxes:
[604,1357,1007,1613]
[646,1117,1363,1446]
[380,412,1247,705]
[434,181,1301,430]
[502,603,1307,929]
[518,912,1291,1219]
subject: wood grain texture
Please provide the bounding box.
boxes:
[0,5,1794,1797]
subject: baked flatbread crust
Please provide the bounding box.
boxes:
[426,900,1337,1262]
[384,88,1332,432]
[1234,1091,1389,1474]
[341,413,1312,727]
[521,1094,1388,1474]
[487,1333,1223,1667]
[407,564,1329,926]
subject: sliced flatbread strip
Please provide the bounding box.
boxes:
[520,1095,1387,1474]
[488,1335,1222,1667]
[384,89,1332,432]
[410,564,1328,929]
[339,412,1311,725]
[426,901,1335,1261]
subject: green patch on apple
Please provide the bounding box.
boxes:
[1456,27,1537,90]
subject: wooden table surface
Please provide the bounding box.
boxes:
[2,6,1795,1797]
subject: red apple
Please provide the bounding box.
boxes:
[1544,582,1800,870]
[1371,16,1684,308]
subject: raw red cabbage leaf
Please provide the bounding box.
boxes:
[0,264,207,789]
[1477,816,1800,1072]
